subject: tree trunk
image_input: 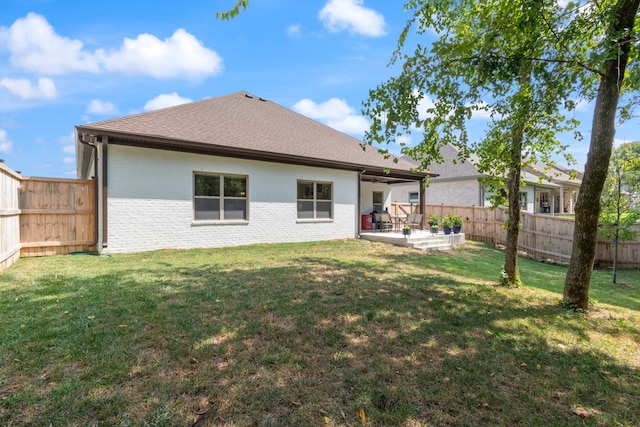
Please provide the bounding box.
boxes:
[503,146,522,286]
[502,60,532,286]
[563,0,640,308]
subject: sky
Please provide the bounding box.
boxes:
[0,0,637,178]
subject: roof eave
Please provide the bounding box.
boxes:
[75,126,433,181]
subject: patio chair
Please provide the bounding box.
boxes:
[373,213,393,232]
[406,213,423,231]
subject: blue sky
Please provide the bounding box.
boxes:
[0,0,637,178]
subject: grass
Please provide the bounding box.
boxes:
[1,240,639,426]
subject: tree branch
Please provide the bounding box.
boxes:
[539,6,604,76]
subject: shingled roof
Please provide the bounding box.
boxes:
[76,91,430,181]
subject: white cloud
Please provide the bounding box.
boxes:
[416,94,436,121]
[63,157,75,164]
[0,13,222,80]
[614,138,633,148]
[0,129,13,153]
[574,98,592,112]
[292,97,370,135]
[293,97,353,120]
[60,132,75,156]
[287,24,302,37]
[143,92,193,111]
[413,93,497,121]
[99,29,223,79]
[0,77,57,100]
[0,12,100,74]
[395,135,412,146]
[86,99,118,115]
[319,0,386,37]
[327,115,370,134]
[468,101,500,120]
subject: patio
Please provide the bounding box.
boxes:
[360,229,465,252]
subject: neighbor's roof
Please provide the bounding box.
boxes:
[403,144,581,187]
[76,91,430,181]
[401,144,483,181]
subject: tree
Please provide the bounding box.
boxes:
[598,142,640,284]
[217,0,640,299]
[362,0,579,286]
[562,0,639,309]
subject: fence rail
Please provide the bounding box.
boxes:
[0,164,95,273]
[392,202,640,268]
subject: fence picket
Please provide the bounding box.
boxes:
[392,202,639,268]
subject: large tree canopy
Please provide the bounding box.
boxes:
[218,0,640,305]
[562,0,639,309]
[362,0,582,286]
[363,0,639,301]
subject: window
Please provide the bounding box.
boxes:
[409,192,419,204]
[297,181,333,219]
[372,191,384,212]
[194,173,247,221]
[519,191,527,210]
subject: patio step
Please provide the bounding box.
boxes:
[359,231,465,252]
[407,237,453,252]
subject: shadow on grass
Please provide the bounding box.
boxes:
[1,244,639,426]
[395,241,640,311]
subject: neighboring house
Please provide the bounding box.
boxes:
[390,144,581,214]
[75,91,431,254]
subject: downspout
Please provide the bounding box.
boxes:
[96,138,105,253]
[78,133,103,253]
[358,169,366,236]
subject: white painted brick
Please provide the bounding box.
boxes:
[104,145,358,253]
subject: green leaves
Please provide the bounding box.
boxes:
[599,141,640,242]
[215,0,250,21]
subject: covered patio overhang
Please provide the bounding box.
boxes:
[357,167,435,234]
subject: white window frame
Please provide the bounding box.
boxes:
[297,180,333,221]
[193,172,249,223]
[408,192,419,204]
[519,191,528,210]
[372,191,384,212]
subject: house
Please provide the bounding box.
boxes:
[75,91,432,254]
[389,144,581,214]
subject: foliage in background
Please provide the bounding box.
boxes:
[362,0,583,287]
[599,141,640,284]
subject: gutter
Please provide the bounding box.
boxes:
[75,128,433,181]
[77,132,101,252]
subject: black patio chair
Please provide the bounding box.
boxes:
[373,213,393,232]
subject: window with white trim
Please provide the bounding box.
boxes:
[409,192,419,204]
[194,173,248,221]
[372,191,384,212]
[518,191,528,209]
[297,180,333,219]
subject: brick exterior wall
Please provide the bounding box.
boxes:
[105,145,358,254]
[428,179,483,206]
[389,179,485,207]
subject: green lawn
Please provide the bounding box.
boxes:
[1,240,638,426]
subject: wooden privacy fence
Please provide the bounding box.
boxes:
[20,177,95,257]
[392,202,640,268]
[0,163,95,273]
[1,163,21,272]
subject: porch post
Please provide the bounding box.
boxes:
[420,178,426,229]
[559,186,565,214]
